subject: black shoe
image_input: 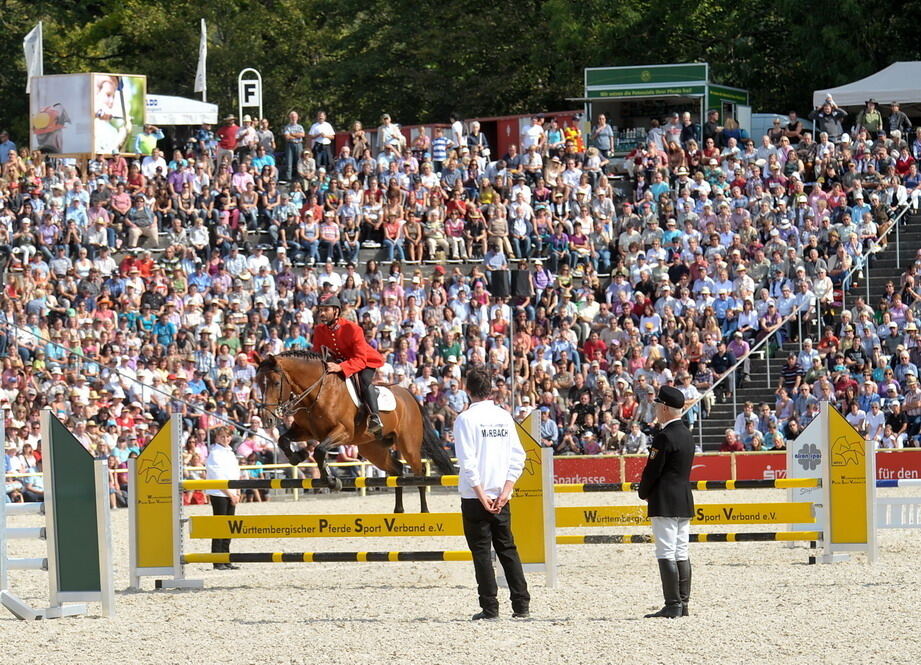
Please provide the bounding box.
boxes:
[512,609,530,619]
[368,414,383,437]
[224,563,240,570]
[471,611,499,621]
[644,605,683,618]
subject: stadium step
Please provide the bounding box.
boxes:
[693,215,918,450]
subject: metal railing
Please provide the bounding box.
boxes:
[685,203,912,451]
[681,309,799,451]
[839,204,909,313]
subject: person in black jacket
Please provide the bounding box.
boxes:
[638,385,695,618]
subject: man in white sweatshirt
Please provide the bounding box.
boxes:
[453,367,530,620]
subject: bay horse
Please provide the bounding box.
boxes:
[254,350,455,513]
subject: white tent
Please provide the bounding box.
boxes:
[813,62,921,113]
[144,94,218,125]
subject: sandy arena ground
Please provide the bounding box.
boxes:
[3,486,921,665]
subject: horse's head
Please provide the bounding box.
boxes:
[255,352,329,466]
[254,354,286,421]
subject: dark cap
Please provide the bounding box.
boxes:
[320,296,342,309]
[654,385,685,409]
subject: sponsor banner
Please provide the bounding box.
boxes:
[555,502,814,528]
[585,63,708,87]
[734,451,788,481]
[587,85,706,99]
[689,453,733,481]
[554,456,621,484]
[876,449,921,480]
[624,455,646,482]
[190,513,464,539]
[622,452,731,482]
[29,73,147,156]
[555,449,921,483]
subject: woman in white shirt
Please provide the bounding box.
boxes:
[205,427,241,570]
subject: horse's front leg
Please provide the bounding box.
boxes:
[316,428,348,491]
[278,427,309,468]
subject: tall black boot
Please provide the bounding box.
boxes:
[363,382,383,437]
[677,559,692,617]
[644,559,682,618]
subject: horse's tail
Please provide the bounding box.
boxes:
[414,398,456,475]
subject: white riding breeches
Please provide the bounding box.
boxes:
[651,516,690,561]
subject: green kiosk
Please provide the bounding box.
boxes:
[576,62,751,156]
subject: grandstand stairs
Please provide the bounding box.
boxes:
[863,212,921,307]
[695,212,921,451]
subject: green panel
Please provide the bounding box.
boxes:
[49,415,102,592]
[709,85,749,104]
[586,64,707,88]
[587,85,705,99]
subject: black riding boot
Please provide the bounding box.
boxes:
[362,376,383,437]
[677,559,691,617]
[644,559,682,618]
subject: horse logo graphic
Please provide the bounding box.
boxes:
[831,436,863,467]
[138,451,171,484]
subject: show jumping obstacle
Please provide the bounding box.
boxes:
[128,403,879,593]
[0,412,114,620]
[128,413,557,589]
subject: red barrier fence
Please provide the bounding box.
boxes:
[553,449,921,484]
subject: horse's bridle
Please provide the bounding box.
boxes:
[257,358,328,424]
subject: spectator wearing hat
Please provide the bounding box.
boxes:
[639,385,694,618]
[856,99,883,135]
[886,102,911,137]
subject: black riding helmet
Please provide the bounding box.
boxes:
[320,295,342,309]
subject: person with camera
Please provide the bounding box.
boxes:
[809,96,848,142]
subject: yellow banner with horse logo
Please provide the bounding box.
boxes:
[511,412,547,565]
[134,419,175,568]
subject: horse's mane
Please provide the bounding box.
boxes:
[257,350,326,372]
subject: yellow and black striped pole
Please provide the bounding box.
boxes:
[182,550,473,564]
[182,476,460,491]
[553,478,821,493]
[556,531,822,545]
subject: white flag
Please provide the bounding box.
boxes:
[194,18,207,94]
[23,22,43,94]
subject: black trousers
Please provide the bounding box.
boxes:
[210,495,236,555]
[461,498,530,614]
[313,143,333,170]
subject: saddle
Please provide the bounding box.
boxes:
[344,375,397,412]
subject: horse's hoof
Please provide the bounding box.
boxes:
[327,477,342,491]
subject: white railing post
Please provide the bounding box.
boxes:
[896,217,901,270]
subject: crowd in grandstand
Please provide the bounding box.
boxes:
[4,95,921,503]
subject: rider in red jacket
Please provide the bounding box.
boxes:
[312,296,386,435]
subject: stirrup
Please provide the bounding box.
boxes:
[368,413,383,436]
